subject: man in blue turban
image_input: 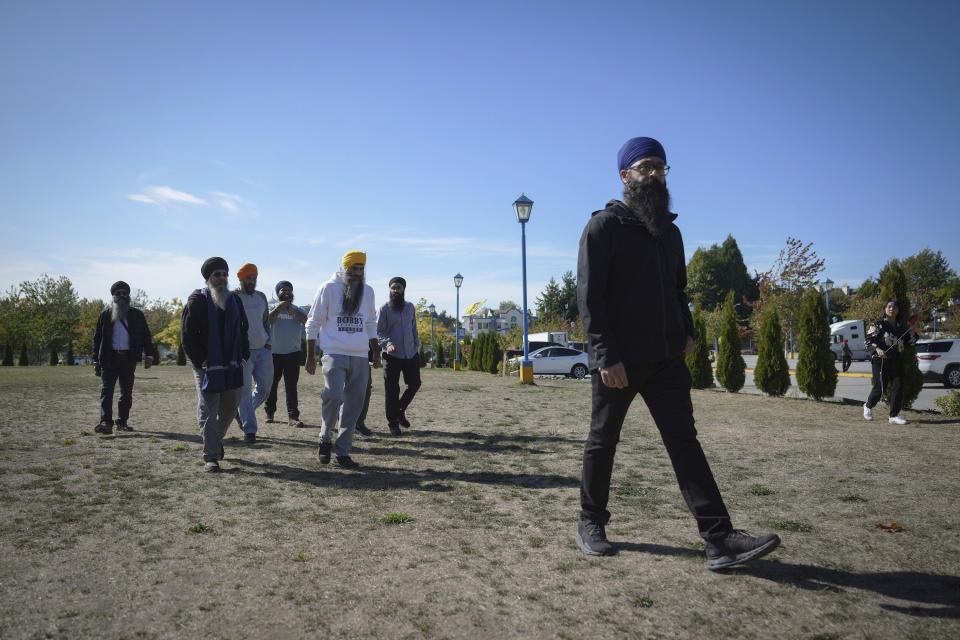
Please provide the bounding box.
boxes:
[575,136,781,569]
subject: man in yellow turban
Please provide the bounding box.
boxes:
[304,251,381,469]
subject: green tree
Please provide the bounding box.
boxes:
[880,263,923,409]
[560,271,579,324]
[716,291,745,392]
[686,235,758,310]
[65,342,74,366]
[685,306,713,388]
[534,277,564,320]
[48,344,59,366]
[2,343,12,366]
[436,339,446,368]
[176,338,186,366]
[752,237,825,340]
[18,275,81,363]
[18,343,28,366]
[796,289,837,400]
[753,306,791,396]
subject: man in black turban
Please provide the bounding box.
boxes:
[574,136,780,570]
[92,281,153,433]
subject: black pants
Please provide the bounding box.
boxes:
[265,351,301,419]
[100,355,137,424]
[383,353,421,426]
[580,357,732,541]
[842,355,851,372]
[865,358,904,416]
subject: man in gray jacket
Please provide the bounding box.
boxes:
[235,262,273,444]
[377,277,421,436]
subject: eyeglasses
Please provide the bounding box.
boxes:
[629,162,670,176]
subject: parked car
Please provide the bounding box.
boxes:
[915,338,960,388]
[511,346,589,378]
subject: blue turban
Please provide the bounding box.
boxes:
[617,137,666,173]
[275,280,293,294]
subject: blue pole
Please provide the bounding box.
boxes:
[826,289,830,321]
[521,220,530,367]
[431,313,435,364]
[455,287,460,366]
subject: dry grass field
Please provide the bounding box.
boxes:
[0,365,958,639]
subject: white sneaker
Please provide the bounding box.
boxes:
[889,415,908,425]
[863,404,873,421]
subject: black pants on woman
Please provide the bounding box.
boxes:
[580,357,732,541]
[865,357,904,417]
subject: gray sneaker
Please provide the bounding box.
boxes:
[576,519,615,556]
[706,530,781,570]
[203,461,220,473]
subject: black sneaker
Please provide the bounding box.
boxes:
[389,424,402,437]
[355,423,374,439]
[94,421,113,435]
[576,519,615,556]
[317,441,332,464]
[243,433,256,444]
[265,410,275,423]
[334,455,360,470]
[203,461,220,473]
[398,410,411,429]
[705,530,781,570]
[115,420,133,432]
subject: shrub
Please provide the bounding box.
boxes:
[880,263,923,409]
[686,306,713,388]
[934,390,960,417]
[796,288,837,400]
[176,339,186,366]
[754,306,791,396]
[715,291,745,393]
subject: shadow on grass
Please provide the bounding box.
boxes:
[614,542,960,617]
[224,456,578,492]
[735,559,960,617]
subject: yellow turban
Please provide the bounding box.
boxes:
[236,263,258,280]
[342,251,366,269]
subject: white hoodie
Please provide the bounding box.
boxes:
[304,272,378,357]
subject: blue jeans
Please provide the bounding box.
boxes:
[320,353,369,457]
[238,347,274,434]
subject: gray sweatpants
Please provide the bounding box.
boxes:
[193,366,242,462]
[320,353,370,457]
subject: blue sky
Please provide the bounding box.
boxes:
[1,1,958,315]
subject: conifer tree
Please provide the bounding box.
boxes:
[48,343,59,366]
[879,262,923,409]
[796,288,837,400]
[176,338,186,366]
[685,306,713,388]
[65,342,75,366]
[753,306,791,396]
[18,343,28,366]
[2,343,13,366]
[418,343,427,368]
[716,290,745,392]
[436,340,446,367]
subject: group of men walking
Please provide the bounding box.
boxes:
[95,251,422,474]
[93,135,785,570]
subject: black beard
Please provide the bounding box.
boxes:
[111,297,129,323]
[341,274,364,315]
[623,177,672,238]
[279,292,294,302]
[240,282,256,295]
[389,291,405,311]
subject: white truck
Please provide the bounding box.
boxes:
[829,320,868,361]
[527,331,569,347]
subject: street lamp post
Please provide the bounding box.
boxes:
[933,308,939,339]
[788,319,794,358]
[428,303,436,366]
[822,278,834,321]
[513,194,534,383]
[454,273,463,370]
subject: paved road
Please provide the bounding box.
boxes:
[736,355,952,412]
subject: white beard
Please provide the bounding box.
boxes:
[208,283,230,310]
[111,300,129,324]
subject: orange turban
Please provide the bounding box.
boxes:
[342,251,366,269]
[237,263,258,280]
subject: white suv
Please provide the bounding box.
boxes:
[916,338,960,388]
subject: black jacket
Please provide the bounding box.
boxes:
[180,289,250,367]
[577,199,694,370]
[93,307,153,365]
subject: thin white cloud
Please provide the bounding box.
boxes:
[126,185,208,206]
[210,191,259,218]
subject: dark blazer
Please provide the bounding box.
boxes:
[93,307,153,365]
[577,199,694,371]
[180,289,250,367]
